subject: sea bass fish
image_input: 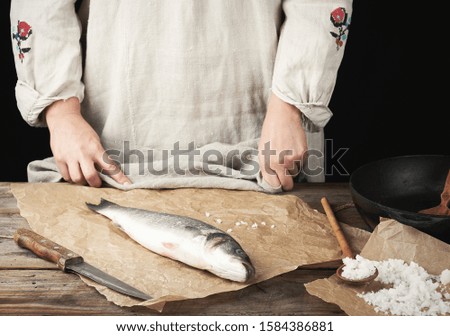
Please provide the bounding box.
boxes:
[86,199,255,282]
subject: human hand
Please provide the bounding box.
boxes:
[44,97,131,187]
[258,93,308,191]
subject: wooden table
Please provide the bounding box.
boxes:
[0,182,370,316]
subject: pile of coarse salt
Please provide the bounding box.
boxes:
[341,255,377,280]
[342,255,450,315]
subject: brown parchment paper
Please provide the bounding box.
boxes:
[305,219,450,316]
[11,183,369,311]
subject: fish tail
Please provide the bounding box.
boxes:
[85,198,116,213]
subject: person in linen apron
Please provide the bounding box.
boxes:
[10,0,352,192]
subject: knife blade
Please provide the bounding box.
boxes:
[14,228,151,301]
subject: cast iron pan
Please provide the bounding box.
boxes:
[350,155,450,244]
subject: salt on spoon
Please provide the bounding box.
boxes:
[320,197,378,284]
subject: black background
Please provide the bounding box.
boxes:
[1,1,447,182]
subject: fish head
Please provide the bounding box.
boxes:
[204,232,255,283]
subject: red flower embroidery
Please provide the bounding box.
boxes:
[330,8,351,50]
[12,20,32,63]
[330,8,347,27]
[18,21,32,38]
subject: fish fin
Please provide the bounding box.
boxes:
[111,220,123,230]
[85,198,116,213]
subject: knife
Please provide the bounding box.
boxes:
[14,228,151,301]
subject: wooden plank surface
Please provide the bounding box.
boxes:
[0,269,342,316]
[0,182,366,316]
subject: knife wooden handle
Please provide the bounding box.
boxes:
[14,228,83,270]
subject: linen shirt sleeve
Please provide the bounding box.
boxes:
[272,0,352,131]
[10,0,84,127]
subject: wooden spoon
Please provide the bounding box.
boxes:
[321,197,378,285]
[419,169,450,216]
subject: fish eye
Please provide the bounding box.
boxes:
[235,248,246,257]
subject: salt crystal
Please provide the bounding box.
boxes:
[356,258,450,316]
[205,212,210,217]
[226,228,233,233]
[235,222,241,226]
[261,221,266,226]
[251,223,258,229]
[270,225,276,229]
[341,255,376,280]
[440,269,450,285]
[215,218,222,224]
